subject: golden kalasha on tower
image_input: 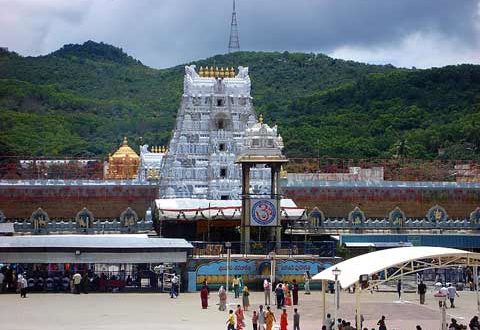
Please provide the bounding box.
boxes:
[105,137,140,179]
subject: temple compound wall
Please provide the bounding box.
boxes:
[1,181,479,220]
[283,182,480,219]
[0,182,157,219]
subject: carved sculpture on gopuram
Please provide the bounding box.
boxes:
[158,65,271,199]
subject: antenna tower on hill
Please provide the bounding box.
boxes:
[228,0,240,53]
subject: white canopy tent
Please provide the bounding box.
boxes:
[313,246,480,329]
[155,198,305,220]
[314,246,480,289]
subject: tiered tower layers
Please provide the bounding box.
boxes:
[159,65,270,199]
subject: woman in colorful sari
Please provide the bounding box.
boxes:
[280,309,288,330]
[284,281,292,306]
[235,304,245,330]
[218,286,227,311]
[242,286,250,311]
[265,306,276,330]
[200,285,209,309]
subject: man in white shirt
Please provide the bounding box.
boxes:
[73,272,82,294]
[323,313,334,330]
[263,279,271,305]
[170,273,179,298]
[447,283,459,308]
[439,285,449,308]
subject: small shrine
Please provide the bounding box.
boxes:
[236,114,288,253]
[105,137,140,179]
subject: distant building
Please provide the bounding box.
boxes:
[0,47,8,52]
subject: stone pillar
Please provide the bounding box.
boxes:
[275,226,282,251]
[241,164,251,254]
[270,165,277,197]
[271,164,282,251]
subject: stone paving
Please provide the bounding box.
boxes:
[0,289,478,330]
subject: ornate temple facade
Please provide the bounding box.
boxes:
[158,65,271,199]
[138,145,167,182]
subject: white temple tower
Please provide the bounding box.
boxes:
[159,65,271,199]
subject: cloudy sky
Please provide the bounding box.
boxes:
[1,0,479,69]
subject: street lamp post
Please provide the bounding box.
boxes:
[474,266,480,317]
[269,251,276,304]
[225,241,231,296]
[332,267,342,326]
[434,292,447,330]
[207,203,211,242]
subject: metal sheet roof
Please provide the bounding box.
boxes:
[0,234,193,249]
[343,242,413,248]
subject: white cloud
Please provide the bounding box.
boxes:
[329,31,480,68]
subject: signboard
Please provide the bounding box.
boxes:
[197,260,257,276]
[250,199,277,226]
[193,259,330,290]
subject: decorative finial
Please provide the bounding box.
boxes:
[259,114,263,124]
[123,136,128,145]
[199,66,204,77]
[230,67,235,77]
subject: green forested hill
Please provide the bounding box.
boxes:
[0,41,479,159]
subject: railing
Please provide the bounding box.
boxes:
[190,240,336,257]
[13,219,154,234]
[295,218,480,232]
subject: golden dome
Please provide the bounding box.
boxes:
[111,137,139,160]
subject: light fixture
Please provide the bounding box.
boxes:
[75,250,81,255]
[332,267,341,277]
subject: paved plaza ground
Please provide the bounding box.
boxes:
[0,289,478,330]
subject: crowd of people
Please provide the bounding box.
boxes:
[202,272,480,330]
[0,266,151,296]
[195,273,311,330]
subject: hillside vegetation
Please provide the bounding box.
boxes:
[0,41,479,160]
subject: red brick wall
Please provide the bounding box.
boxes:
[283,186,480,218]
[2,183,478,220]
[0,185,158,219]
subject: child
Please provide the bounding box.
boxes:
[226,310,235,330]
[252,310,259,330]
[280,309,288,330]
